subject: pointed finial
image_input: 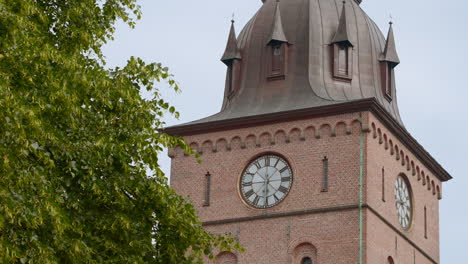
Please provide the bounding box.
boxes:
[389,14,393,25]
[231,13,235,24]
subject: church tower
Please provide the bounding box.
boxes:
[166,0,452,263]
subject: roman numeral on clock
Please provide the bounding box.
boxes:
[253,161,261,169]
[243,182,253,187]
[278,186,288,194]
[245,190,254,198]
[253,196,260,205]
[281,176,291,182]
[273,194,279,203]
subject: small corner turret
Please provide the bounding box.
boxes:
[267,0,288,80]
[380,22,400,101]
[331,1,353,47]
[221,19,242,99]
[331,1,353,80]
[221,19,242,65]
[381,22,400,67]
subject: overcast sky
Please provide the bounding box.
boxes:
[103,0,468,262]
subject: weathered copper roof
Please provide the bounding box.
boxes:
[175,0,404,127]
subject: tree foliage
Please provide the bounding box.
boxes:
[0,0,239,262]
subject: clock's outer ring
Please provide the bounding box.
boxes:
[239,153,294,209]
[395,173,414,232]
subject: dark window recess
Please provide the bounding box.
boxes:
[424,206,428,239]
[302,257,313,264]
[226,60,241,99]
[227,63,234,94]
[380,62,394,101]
[322,157,329,192]
[203,172,211,206]
[382,167,386,202]
[268,42,287,80]
[332,43,353,80]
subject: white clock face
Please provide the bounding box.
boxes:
[240,155,293,209]
[395,175,413,229]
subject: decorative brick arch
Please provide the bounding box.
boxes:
[292,243,317,264]
[288,237,318,263]
[259,132,273,146]
[289,127,303,142]
[334,121,348,136]
[216,138,229,152]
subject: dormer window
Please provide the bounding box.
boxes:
[380,22,400,102]
[332,43,352,80]
[266,0,288,81]
[331,1,353,81]
[268,42,286,79]
[221,20,242,99]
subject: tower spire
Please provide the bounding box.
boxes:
[267,0,288,44]
[221,19,242,65]
[331,1,353,46]
[381,22,400,66]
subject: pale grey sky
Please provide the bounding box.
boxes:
[103,0,468,262]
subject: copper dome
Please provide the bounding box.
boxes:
[184,0,403,126]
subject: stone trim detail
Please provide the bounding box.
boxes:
[371,122,442,200]
[171,119,362,157]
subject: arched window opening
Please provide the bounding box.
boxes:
[388,256,395,264]
[302,257,313,264]
[293,242,317,264]
[215,251,238,264]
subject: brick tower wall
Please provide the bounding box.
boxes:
[365,113,441,264]
[169,111,442,263]
[170,112,366,263]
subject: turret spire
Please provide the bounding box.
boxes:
[382,22,400,66]
[267,0,288,44]
[221,19,242,65]
[331,1,353,46]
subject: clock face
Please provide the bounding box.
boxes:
[394,175,413,229]
[240,154,293,209]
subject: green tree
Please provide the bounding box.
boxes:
[0,0,239,263]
